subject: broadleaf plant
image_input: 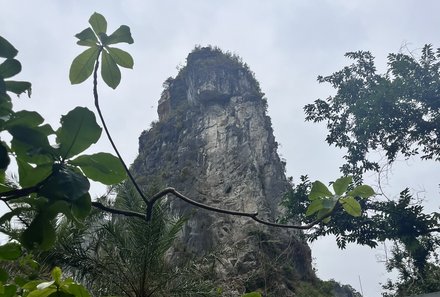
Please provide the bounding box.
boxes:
[0,31,127,251]
[306,176,375,220]
[70,12,134,89]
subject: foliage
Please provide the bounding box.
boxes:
[0,13,133,297]
[41,182,217,297]
[0,25,128,251]
[305,176,374,222]
[70,12,134,89]
[304,45,440,178]
[0,241,90,297]
[281,176,440,295]
[382,242,440,297]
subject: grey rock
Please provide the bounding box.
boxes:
[132,47,314,295]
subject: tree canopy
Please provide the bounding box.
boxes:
[304,45,440,177]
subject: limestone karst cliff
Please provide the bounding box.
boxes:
[131,47,316,296]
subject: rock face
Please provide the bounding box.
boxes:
[132,47,314,296]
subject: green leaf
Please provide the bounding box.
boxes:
[75,27,98,44]
[0,284,16,297]
[11,138,54,165]
[89,12,107,35]
[66,283,91,297]
[317,208,332,220]
[0,36,18,59]
[8,126,53,157]
[0,142,10,170]
[340,196,362,217]
[22,280,44,291]
[21,213,56,250]
[309,181,332,200]
[0,242,22,260]
[5,110,43,128]
[27,287,57,297]
[71,194,91,220]
[107,47,133,69]
[17,159,52,188]
[69,46,99,85]
[38,165,90,201]
[45,201,73,221]
[106,25,134,45]
[70,152,126,185]
[322,197,337,209]
[56,107,102,159]
[305,199,323,216]
[5,81,31,97]
[332,176,352,195]
[51,267,62,285]
[348,185,375,199]
[0,267,8,282]
[101,50,121,89]
[0,59,21,78]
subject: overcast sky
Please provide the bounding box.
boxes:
[1,1,440,296]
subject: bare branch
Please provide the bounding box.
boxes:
[146,187,332,230]
[91,201,145,220]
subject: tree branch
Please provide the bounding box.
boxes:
[146,187,332,230]
[92,47,149,206]
[91,201,145,220]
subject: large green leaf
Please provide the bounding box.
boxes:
[0,284,16,297]
[308,181,332,200]
[106,25,134,45]
[5,110,43,128]
[0,93,12,116]
[348,185,375,199]
[70,152,126,185]
[11,137,54,165]
[107,47,133,69]
[305,199,323,216]
[27,287,57,297]
[21,213,56,250]
[17,159,52,188]
[0,36,18,59]
[0,267,8,282]
[89,12,107,35]
[340,196,362,217]
[38,165,90,201]
[101,50,121,89]
[5,81,31,97]
[71,193,91,220]
[0,142,10,170]
[69,46,99,85]
[8,126,54,161]
[75,27,98,46]
[45,201,72,220]
[0,59,21,78]
[56,107,102,159]
[0,242,22,260]
[66,284,91,297]
[332,176,352,195]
